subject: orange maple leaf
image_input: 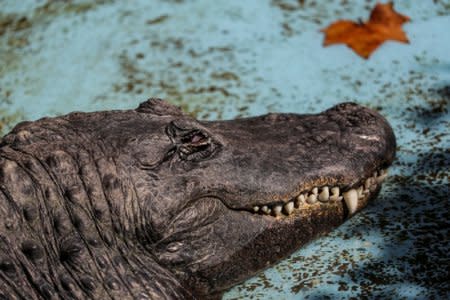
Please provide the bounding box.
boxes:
[322,2,410,59]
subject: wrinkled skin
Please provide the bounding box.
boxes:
[0,99,395,299]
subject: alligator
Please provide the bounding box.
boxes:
[0,99,396,299]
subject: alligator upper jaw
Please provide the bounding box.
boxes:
[200,102,396,221]
[230,168,389,218]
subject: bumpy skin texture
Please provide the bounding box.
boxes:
[0,99,396,299]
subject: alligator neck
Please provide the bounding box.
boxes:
[0,146,190,299]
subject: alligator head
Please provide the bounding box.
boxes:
[0,99,395,299]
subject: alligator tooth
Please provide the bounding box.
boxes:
[273,205,282,217]
[343,189,358,215]
[330,196,343,201]
[364,178,372,190]
[306,194,317,204]
[331,187,339,195]
[329,195,339,201]
[357,186,364,199]
[318,186,329,202]
[253,206,260,212]
[376,173,388,183]
[261,206,270,214]
[312,187,318,195]
[284,201,294,215]
[295,194,306,207]
[330,187,340,201]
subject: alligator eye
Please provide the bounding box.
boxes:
[179,130,216,162]
[181,130,208,145]
[166,121,220,162]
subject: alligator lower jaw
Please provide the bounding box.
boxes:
[251,168,389,218]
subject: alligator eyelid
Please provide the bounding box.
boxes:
[165,123,178,142]
[167,120,194,135]
[165,147,177,160]
[138,146,177,170]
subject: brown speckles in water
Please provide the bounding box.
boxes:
[337,281,348,291]
[0,1,449,299]
[0,0,108,75]
[112,47,252,120]
[146,15,169,25]
[0,110,24,136]
[290,275,322,294]
[35,1,103,16]
[210,71,240,81]
[272,0,450,37]
[0,14,32,36]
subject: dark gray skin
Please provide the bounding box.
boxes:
[0,99,396,299]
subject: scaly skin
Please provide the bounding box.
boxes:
[0,99,395,299]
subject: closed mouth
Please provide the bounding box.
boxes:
[249,168,389,218]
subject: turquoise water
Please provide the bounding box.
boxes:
[1,1,449,299]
